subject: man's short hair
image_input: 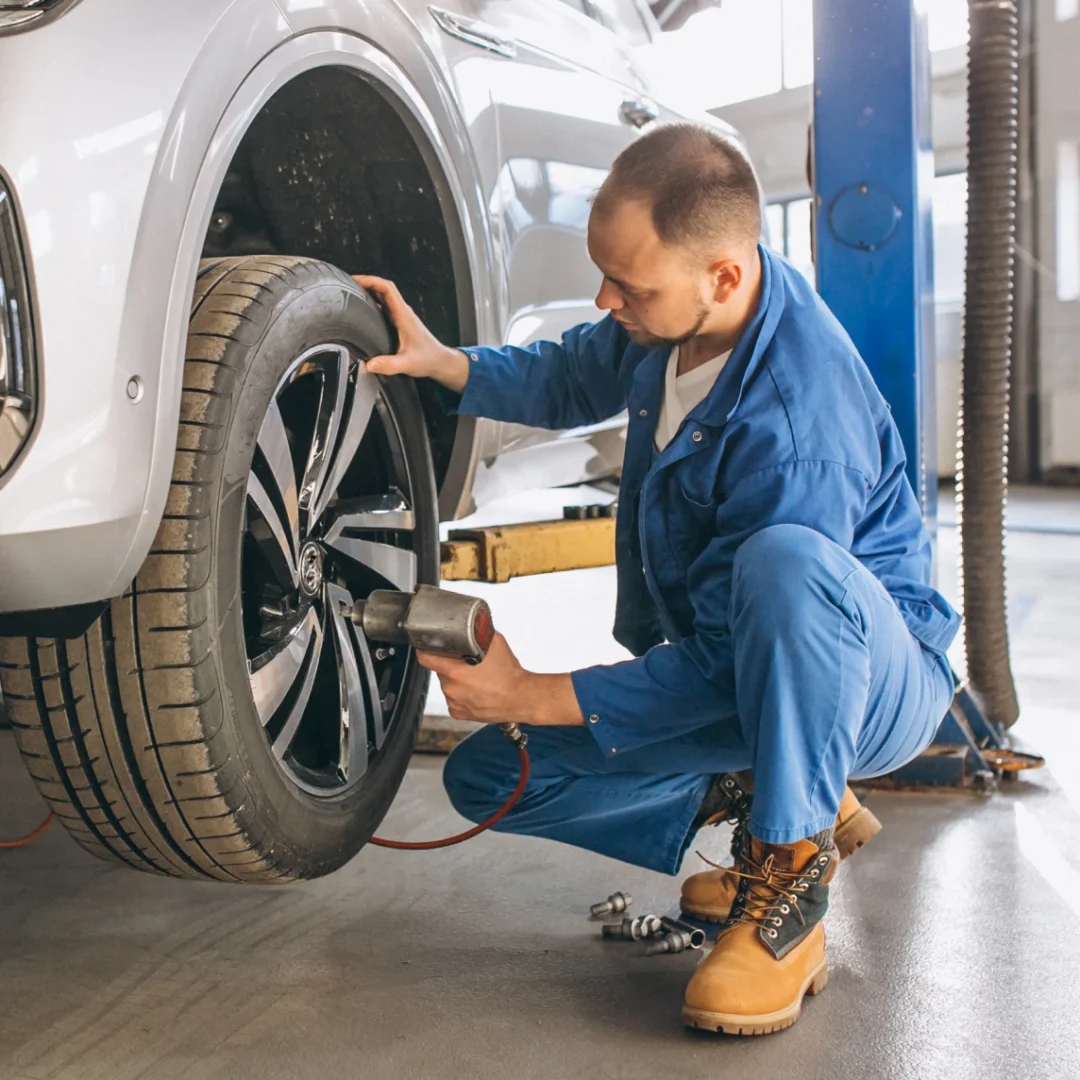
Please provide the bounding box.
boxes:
[593,123,762,253]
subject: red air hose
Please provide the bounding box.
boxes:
[369,744,530,850]
[0,813,54,849]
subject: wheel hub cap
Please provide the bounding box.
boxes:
[298,542,324,596]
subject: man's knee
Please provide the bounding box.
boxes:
[443,725,516,822]
[732,524,854,618]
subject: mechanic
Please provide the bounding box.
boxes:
[353,122,958,1036]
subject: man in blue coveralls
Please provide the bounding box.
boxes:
[354,123,958,1036]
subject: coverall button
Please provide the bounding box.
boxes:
[610,748,617,755]
[589,714,599,723]
[692,430,703,442]
[639,408,648,417]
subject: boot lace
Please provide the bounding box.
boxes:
[699,850,822,939]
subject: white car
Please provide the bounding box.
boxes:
[0,0,738,882]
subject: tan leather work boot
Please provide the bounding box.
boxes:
[682,835,837,1036]
[680,786,880,923]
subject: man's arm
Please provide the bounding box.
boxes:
[353,275,631,430]
[456,319,630,430]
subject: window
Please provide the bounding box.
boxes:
[785,198,814,282]
[932,172,968,306]
[766,196,815,285]
[764,203,785,251]
[1057,0,1078,21]
[1058,141,1080,303]
[586,0,652,45]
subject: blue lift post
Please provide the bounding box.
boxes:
[812,0,1015,787]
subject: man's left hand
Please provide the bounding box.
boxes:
[418,633,584,728]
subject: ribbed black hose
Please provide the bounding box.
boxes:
[956,0,1021,728]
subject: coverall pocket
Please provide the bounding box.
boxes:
[667,483,717,573]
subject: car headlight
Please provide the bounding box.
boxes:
[0,0,81,33]
[0,178,37,476]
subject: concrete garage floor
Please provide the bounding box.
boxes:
[2,486,1080,1080]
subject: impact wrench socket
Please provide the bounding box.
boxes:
[346,585,527,749]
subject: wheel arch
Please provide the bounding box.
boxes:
[112,29,494,601]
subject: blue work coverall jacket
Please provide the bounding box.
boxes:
[457,246,960,759]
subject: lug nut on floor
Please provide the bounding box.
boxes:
[644,918,706,956]
[601,914,663,941]
[590,891,632,916]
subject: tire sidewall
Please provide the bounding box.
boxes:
[210,271,438,874]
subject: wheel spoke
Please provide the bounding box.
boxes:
[322,534,418,592]
[309,368,379,526]
[249,606,320,726]
[351,602,388,751]
[324,492,415,538]
[326,583,370,782]
[255,397,301,563]
[298,347,349,528]
[271,612,325,758]
[247,472,299,589]
[242,340,421,797]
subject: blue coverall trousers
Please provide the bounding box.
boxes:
[443,525,955,876]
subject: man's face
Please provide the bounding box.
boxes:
[586,198,712,349]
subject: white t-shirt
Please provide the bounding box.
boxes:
[654,345,732,450]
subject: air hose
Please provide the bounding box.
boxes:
[0,812,54,849]
[369,740,529,850]
[956,0,1021,728]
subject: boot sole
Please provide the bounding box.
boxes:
[680,807,883,922]
[834,804,883,859]
[681,960,829,1036]
[678,904,729,924]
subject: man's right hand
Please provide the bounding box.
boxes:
[352,275,471,395]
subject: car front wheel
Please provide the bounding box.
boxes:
[0,256,439,882]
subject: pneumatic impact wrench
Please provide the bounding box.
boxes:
[346,585,531,850]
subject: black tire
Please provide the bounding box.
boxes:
[0,256,439,883]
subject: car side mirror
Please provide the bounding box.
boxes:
[648,0,722,33]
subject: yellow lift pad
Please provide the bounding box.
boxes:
[440,515,616,583]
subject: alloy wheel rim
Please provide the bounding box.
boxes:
[241,343,419,796]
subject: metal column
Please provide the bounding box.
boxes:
[812,0,938,527]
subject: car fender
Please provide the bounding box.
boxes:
[115,23,500,595]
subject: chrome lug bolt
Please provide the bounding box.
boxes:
[589,891,631,917]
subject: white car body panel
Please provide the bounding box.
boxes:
[0,0,745,612]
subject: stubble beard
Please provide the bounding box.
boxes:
[624,305,710,350]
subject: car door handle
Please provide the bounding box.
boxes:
[620,98,659,129]
[429,7,517,59]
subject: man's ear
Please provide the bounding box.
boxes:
[711,258,743,303]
